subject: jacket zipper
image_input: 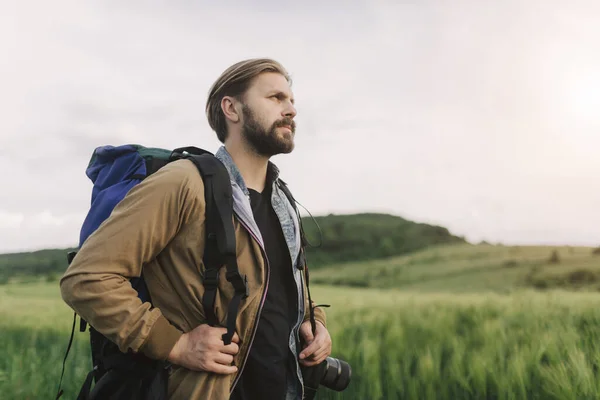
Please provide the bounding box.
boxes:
[229,216,271,393]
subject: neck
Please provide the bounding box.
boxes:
[224,140,269,193]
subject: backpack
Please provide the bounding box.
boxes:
[54,144,291,400]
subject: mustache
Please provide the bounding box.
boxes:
[274,117,296,132]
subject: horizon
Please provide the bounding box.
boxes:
[1,210,596,255]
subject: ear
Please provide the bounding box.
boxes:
[221,96,241,123]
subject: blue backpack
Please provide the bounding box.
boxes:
[56,144,253,400]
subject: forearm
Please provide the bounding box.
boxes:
[60,269,182,359]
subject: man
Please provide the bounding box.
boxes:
[60,58,332,399]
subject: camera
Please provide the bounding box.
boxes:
[301,356,351,399]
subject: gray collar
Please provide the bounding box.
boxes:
[215,146,281,195]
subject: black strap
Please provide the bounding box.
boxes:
[76,368,96,400]
[55,311,77,399]
[55,251,80,399]
[80,317,88,333]
[171,146,210,157]
[200,165,221,327]
[185,154,247,345]
[210,168,247,345]
[86,369,123,400]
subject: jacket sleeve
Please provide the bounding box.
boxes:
[304,301,327,328]
[60,160,203,361]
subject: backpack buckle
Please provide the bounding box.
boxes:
[226,271,249,298]
[204,268,219,288]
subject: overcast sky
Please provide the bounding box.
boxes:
[1,0,599,253]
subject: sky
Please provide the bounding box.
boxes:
[1,0,599,253]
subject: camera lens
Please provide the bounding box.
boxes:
[320,357,351,391]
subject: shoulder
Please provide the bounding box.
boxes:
[160,158,204,184]
[137,158,206,203]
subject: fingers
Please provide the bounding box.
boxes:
[207,361,238,375]
[300,358,322,367]
[310,346,330,363]
[300,341,329,363]
[206,327,239,346]
[221,341,240,355]
[300,322,332,364]
[300,340,319,360]
[215,330,240,347]
[299,346,329,367]
[213,352,235,366]
[299,321,314,344]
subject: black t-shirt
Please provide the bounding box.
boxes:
[230,182,298,400]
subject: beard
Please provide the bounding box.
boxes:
[241,104,296,157]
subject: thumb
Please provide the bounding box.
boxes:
[300,321,314,344]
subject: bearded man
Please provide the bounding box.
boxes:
[60,58,332,400]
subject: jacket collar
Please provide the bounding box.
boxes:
[215,146,281,195]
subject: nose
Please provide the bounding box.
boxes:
[283,101,297,119]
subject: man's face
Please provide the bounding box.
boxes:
[239,72,297,157]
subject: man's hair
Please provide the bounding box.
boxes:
[206,58,291,143]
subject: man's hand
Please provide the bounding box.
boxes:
[167,324,240,374]
[299,320,332,367]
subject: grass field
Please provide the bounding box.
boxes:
[3,244,600,399]
[311,243,600,292]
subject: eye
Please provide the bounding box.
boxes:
[270,93,289,102]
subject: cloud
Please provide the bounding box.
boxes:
[0,210,85,252]
[0,211,25,229]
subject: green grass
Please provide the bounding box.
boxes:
[310,243,600,292]
[4,245,600,399]
[0,326,90,400]
[311,285,600,400]
[0,282,91,400]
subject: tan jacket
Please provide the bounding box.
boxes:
[60,155,326,399]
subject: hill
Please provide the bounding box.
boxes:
[309,243,600,292]
[0,213,465,282]
[301,213,466,268]
[0,247,77,284]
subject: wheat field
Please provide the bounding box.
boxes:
[4,278,600,399]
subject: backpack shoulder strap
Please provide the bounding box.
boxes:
[184,153,248,346]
